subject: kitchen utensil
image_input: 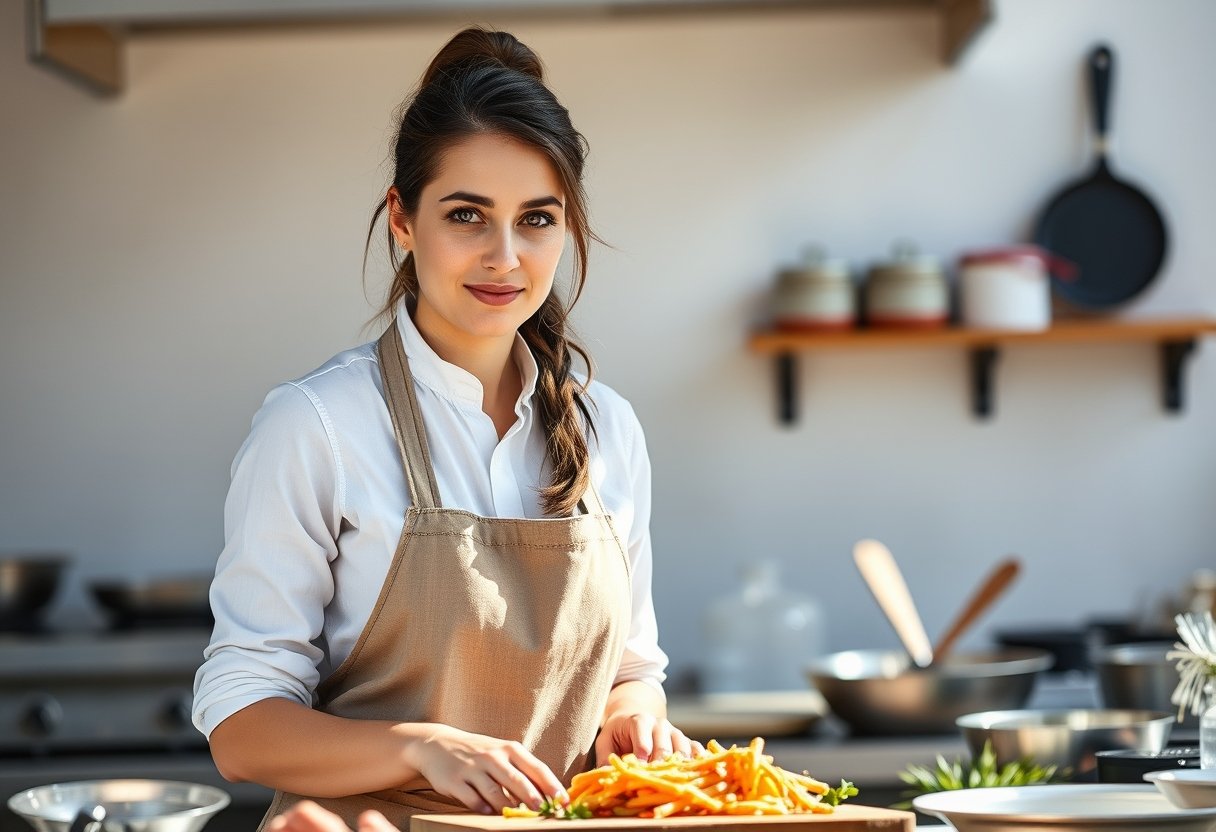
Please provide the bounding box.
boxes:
[863,243,948,328]
[1095,641,1197,728]
[413,804,916,831]
[7,780,229,832]
[88,576,212,628]
[932,557,1021,665]
[1098,746,1201,784]
[956,708,1174,777]
[1033,44,1168,310]
[852,539,933,668]
[806,648,1051,735]
[772,247,855,332]
[913,784,1216,832]
[1145,769,1216,810]
[665,690,827,742]
[0,554,68,630]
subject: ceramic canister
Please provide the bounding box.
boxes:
[772,248,855,331]
[959,246,1056,331]
[864,244,949,328]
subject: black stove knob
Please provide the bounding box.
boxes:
[20,697,64,738]
[160,693,194,731]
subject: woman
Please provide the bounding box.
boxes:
[192,26,693,832]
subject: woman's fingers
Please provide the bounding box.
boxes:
[650,720,673,761]
[269,801,353,832]
[356,811,400,832]
[628,713,657,760]
[505,742,566,804]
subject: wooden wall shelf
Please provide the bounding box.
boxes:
[747,318,1216,424]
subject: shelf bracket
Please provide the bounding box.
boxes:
[26,0,124,97]
[970,346,1000,419]
[776,353,797,426]
[1161,339,1198,413]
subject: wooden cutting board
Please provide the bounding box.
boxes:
[411,805,914,832]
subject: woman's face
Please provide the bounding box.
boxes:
[390,133,567,351]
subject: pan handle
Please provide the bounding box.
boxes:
[1089,44,1114,161]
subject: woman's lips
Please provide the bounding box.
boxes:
[466,284,524,307]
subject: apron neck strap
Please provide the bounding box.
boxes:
[377,321,442,510]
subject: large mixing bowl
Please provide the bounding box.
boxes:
[806,648,1053,735]
[957,709,1174,778]
[1094,642,1195,728]
[7,780,230,832]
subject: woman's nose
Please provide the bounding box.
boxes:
[482,229,521,273]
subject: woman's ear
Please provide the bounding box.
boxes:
[387,187,413,251]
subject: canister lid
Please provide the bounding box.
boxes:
[869,241,942,282]
[961,245,1078,279]
[777,246,850,284]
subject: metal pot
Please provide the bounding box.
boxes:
[1094,641,1194,728]
[957,708,1174,778]
[805,648,1053,735]
[89,576,212,628]
[0,554,68,630]
[7,780,229,832]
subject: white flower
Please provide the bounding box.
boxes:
[1167,611,1216,718]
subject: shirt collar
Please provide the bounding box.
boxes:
[394,297,538,414]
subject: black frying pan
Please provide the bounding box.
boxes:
[1034,44,1168,310]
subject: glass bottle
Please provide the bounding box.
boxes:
[700,561,825,693]
[1202,681,1216,770]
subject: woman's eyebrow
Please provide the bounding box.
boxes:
[439,191,564,210]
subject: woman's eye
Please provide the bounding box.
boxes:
[447,207,481,224]
[521,212,557,228]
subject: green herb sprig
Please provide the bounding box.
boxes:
[820,780,859,807]
[537,797,592,820]
[893,741,1063,809]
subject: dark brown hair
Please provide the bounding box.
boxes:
[365,27,600,517]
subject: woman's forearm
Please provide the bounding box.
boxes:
[208,698,436,797]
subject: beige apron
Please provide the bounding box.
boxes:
[258,323,632,830]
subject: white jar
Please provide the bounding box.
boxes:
[959,246,1054,331]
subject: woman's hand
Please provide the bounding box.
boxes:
[407,725,565,815]
[267,801,398,832]
[594,712,702,765]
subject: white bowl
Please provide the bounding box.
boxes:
[1145,768,1216,809]
[913,784,1216,832]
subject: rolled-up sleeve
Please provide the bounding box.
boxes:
[611,407,669,696]
[192,381,342,738]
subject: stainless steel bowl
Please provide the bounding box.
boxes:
[1094,642,1195,728]
[0,555,68,629]
[805,648,1053,735]
[957,709,1175,777]
[7,780,230,832]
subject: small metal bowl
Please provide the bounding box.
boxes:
[806,648,1052,735]
[957,709,1175,777]
[7,780,230,832]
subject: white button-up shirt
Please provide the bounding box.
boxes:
[192,305,668,738]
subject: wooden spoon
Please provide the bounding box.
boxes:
[932,556,1022,665]
[853,539,934,669]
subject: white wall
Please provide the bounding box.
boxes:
[2,0,1213,683]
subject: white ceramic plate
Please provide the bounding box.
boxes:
[1146,769,1216,810]
[666,690,826,741]
[913,784,1216,832]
